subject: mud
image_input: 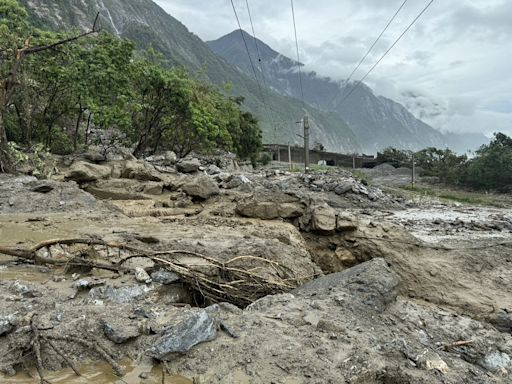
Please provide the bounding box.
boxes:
[1,157,511,383]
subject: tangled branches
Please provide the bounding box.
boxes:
[0,237,307,307]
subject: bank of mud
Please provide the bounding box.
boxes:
[1,153,511,383]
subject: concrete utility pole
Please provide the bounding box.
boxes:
[303,115,310,172]
[288,142,292,171]
[411,152,416,190]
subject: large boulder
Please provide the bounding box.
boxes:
[181,176,219,200]
[236,201,304,220]
[65,161,111,182]
[294,258,400,312]
[177,158,201,173]
[121,160,162,182]
[148,310,217,359]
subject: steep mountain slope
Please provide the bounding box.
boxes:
[19,0,361,153]
[208,30,449,153]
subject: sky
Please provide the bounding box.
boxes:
[154,0,512,137]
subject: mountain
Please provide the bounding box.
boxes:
[19,0,361,153]
[208,30,449,153]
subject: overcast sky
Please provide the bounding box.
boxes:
[154,0,512,136]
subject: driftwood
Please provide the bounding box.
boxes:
[0,237,304,307]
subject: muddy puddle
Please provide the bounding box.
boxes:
[1,361,192,384]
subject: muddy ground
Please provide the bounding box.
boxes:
[0,154,511,383]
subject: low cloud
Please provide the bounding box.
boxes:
[155,0,512,136]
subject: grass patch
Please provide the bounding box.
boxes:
[399,184,508,207]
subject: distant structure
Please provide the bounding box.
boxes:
[263,144,376,168]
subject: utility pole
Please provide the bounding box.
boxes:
[288,142,292,171]
[411,152,416,190]
[303,115,310,172]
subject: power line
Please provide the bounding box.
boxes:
[229,0,274,139]
[244,0,279,144]
[335,0,435,108]
[330,0,409,106]
[290,0,305,107]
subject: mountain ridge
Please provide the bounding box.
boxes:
[20,0,362,153]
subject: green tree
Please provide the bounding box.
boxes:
[464,133,512,191]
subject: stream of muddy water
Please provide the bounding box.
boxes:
[1,361,192,383]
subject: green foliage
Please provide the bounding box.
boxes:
[1,0,263,166]
[376,147,412,168]
[464,133,512,191]
[414,147,467,183]
[258,152,272,166]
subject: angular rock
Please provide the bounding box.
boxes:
[336,212,358,232]
[65,161,111,183]
[121,160,161,182]
[151,270,180,285]
[236,201,304,220]
[225,175,251,189]
[0,315,17,336]
[83,150,106,163]
[480,351,512,373]
[143,182,163,195]
[30,182,54,194]
[102,321,140,344]
[89,284,153,304]
[148,310,217,359]
[489,309,512,333]
[177,158,201,173]
[294,258,400,312]
[134,267,152,284]
[416,350,449,373]
[9,280,42,298]
[181,176,219,200]
[310,204,337,234]
[334,181,354,195]
[206,164,222,175]
[164,151,177,165]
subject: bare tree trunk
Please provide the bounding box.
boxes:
[73,104,83,151]
[0,86,14,173]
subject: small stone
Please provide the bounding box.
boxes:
[417,351,449,373]
[151,270,180,285]
[134,267,152,284]
[102,321,140,344]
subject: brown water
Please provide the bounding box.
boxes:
[1,361,193,384]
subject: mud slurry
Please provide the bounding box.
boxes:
[1,162,512,383]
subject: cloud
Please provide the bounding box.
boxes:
[154,0,512,136]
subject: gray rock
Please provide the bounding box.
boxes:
[489,310,512,333]
[151,270,180,285]
[294,258,400,312]
[89,284,153,304]
[134,267,152,284]
[206,164,222,175]
[143,182,164,195]
[29,182,54,194]
[121,160,162,182]
[164,151,177,165]
[0,315,17,336]
[480,351,512,372]
[148,310,217,359]
[236,201,304,220]
[310,204,337,234]
[65,161,111,183]
[83,150,106,163]
[181,176,220,200]
[9,280,42,298]
[177,158,201,173]
[102,321,140,344]
[336,212,358,232]
[225,175,251,189]
[334,181,354,195]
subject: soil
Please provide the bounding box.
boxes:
[1,159,511,383]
